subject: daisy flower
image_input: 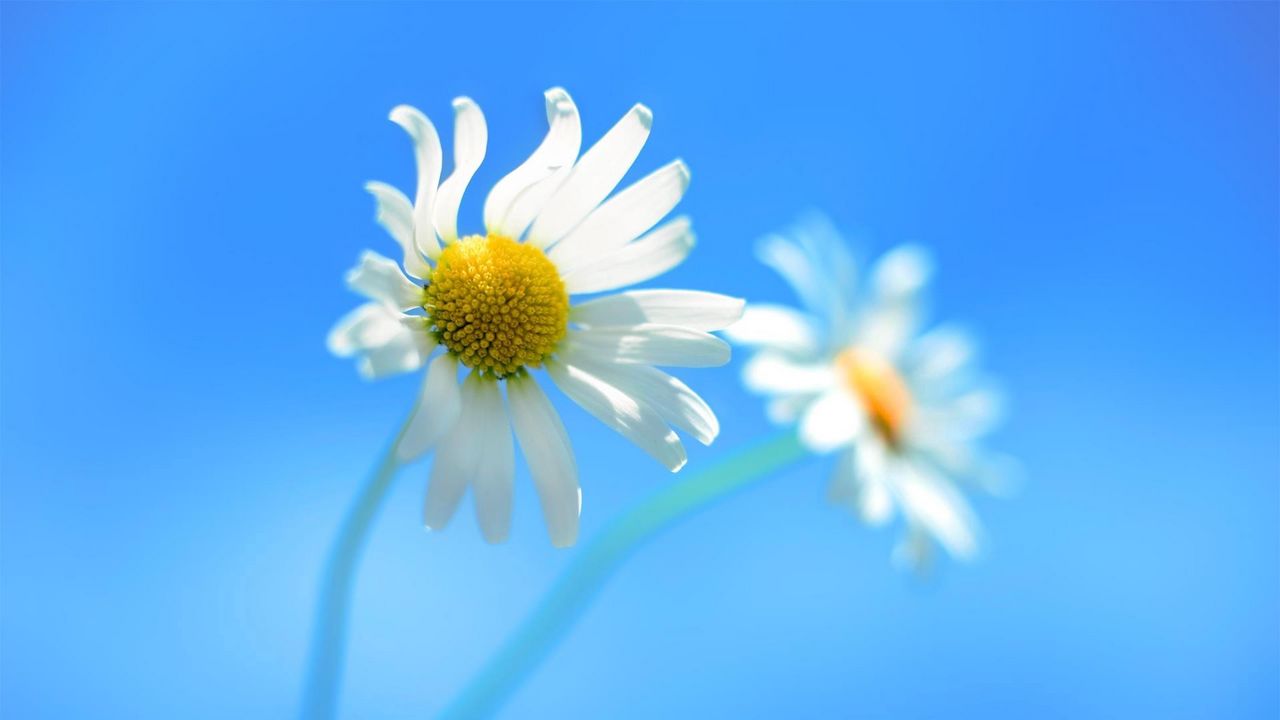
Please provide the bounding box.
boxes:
[726,214,1014,570]
[327,89,742,547]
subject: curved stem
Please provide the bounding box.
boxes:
[439,430,808,719]
[300,417,412,720]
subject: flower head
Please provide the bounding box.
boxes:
[329,89,743,547]
[727,214,1016,571]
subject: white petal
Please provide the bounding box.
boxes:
[527,103,652,248]
[951,387,1004,431]
[854,302,921,362]
[851,441,894,524]
[345,250,423,311]
[828,448,893,525]
[856,246,938,360]
[329,304,432,379]
[755,232,827,319]
[872,244,933,300]
[507,374,580,547]
[484,88,582,239]
[364,181,430,279]
[894,460,979,560]
[424,373,483,531]
[791,213,858,310]
[566,353,719,445]
[549,159,690,272]
[907,326,977,387]
[566,324,730,368]
[327,302,404,357]
[560,216,694,295]
[470,380,515,543]
[357,328,428,380]
[432,97,488,245]
[909,432,976,480]
[547,360,686,472]
[913,386,1005,442]
[397,353,462,461]
[389,104,444,260]
[741,352,835,395]
[570,290,744,332]
[722,304,821,355]
[910,434,1019,498]
[858,478,894,526]
[798,388,864,452]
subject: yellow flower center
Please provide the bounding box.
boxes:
[836,348,913,448]
[424,234,569,378]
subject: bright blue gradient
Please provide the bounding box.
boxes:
[2,3,1276,718]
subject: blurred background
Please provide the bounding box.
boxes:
[2,2,1277,718]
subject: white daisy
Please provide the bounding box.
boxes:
[726,214,1015,570]
[328,89,743,548]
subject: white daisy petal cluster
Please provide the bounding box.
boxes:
[328,89,743,547]
[726,214,1014,571]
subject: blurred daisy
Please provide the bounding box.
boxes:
[726,215,1014,570]
[327,89,742,547]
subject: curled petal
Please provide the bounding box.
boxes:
[389,104,443,260]
[344,250,423,311]
[484,88,582,239]
[528,103,652,248]
[433,97,488,245]
[364,181,431,279]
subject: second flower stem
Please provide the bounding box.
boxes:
[439,429,809,719]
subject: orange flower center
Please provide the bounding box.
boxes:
[836,348,913,447]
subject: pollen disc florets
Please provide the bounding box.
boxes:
[424,234,569,378]
[837,348,913,448]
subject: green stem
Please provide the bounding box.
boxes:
[439,430,808,719]
[300,417,412,720]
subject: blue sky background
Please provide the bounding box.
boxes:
[2,2,1277,718]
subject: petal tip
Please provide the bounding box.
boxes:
[324,332,347,358]
[388,104,417,123]
[726,296,747,322]
[631,103,654,128]
[673,158,691,184]
[389,104,436,137]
